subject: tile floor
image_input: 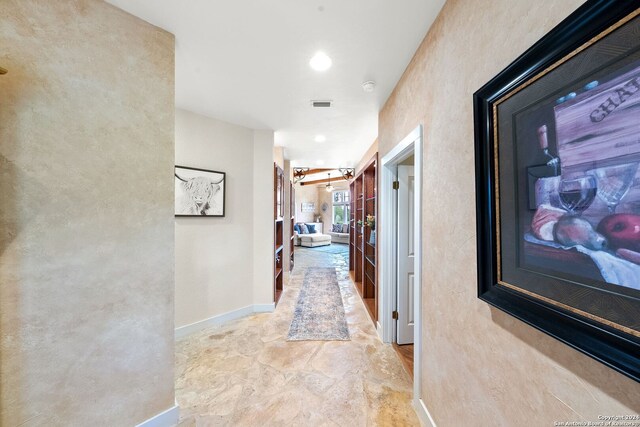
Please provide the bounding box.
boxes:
[175,244,418,426]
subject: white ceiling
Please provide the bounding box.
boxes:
[106,0,445,167]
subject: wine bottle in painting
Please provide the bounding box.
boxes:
[538,125,561,176]
[528,124,562,209]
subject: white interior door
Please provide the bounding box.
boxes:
[396,165,415,345]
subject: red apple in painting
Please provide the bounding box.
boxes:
[597,214,640,252]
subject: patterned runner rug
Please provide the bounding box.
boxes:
[287,267,350,341]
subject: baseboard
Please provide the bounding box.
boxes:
[376,321,384,341]
[414,398,436,427]
[175,304,275,340]
[253,303,276,312]
[135,404,179,427]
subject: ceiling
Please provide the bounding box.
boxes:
[106,0,445,167]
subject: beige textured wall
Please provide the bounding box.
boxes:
[0,1,175,425]
[175,109,255,328]
[356,139,379,175]
[294,183,319,223]
[295,181,349,229]
[379,0,640,424]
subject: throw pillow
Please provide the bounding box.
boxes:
[299,224,309,234]
[332,224,342,233]
[306,223,316,234]
[342,223,349,233]
[293,223,301,234]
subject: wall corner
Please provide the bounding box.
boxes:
[252,130,276,305]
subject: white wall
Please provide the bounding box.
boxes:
[175,109,274,328]
[253,130,276,306]
[273,146,285,170]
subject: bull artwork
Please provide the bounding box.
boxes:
[175,166,225,217]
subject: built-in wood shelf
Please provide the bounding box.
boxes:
[290,181,295,272]
[365,270,375,284]
[363,297,376,322]
[349,153,378,325]
[274,163,285,306]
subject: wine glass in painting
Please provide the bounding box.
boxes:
[558,176,597,215]
[590,163,638,213]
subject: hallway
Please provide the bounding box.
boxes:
[175,245,418,426]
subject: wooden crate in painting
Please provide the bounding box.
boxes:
[554,62,640,218]
[555,63,640,172]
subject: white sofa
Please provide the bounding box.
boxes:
[328,223,350,244]
[294,222,331,247]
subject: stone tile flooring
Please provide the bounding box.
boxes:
[175,244,418,426]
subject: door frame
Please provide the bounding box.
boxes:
[379,125,424,412]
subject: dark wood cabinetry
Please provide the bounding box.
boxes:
[289,181,295,271]
[274,163,284,305]
[349,153,378,323]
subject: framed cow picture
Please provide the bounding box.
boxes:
[174,165,225,217]
[474,1,640,381]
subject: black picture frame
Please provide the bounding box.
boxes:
[174,165,226,217]
[474,1,640,382]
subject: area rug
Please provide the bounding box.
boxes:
[287,267,350,341]
[305,243,349,254]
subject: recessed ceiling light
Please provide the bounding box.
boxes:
[314,135,326,143]
[316,159,325,166]
[309,52,332,72]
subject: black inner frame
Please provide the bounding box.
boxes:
[474,0,640,382]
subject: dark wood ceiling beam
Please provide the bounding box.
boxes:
[299,168,335,175]
[299,176,347,186]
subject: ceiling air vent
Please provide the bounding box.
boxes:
[311,100,332,108]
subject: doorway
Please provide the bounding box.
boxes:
[380,125,425,419]
[396,160,415,352]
